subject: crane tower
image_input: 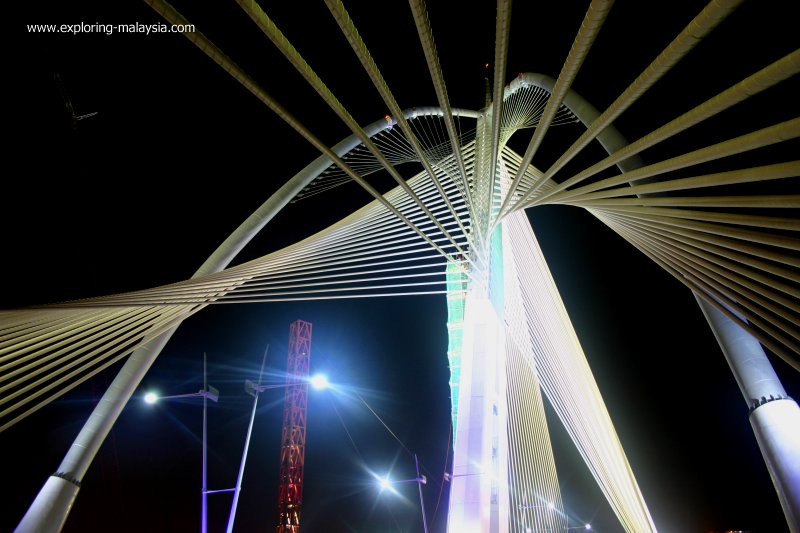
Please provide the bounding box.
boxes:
[276,319,312,533]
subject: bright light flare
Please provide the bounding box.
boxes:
[144,392,158,404]
[309,373,330,390]
[378,477,391,491]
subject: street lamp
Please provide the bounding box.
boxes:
[345,391,430,533]
[443,465,484,482]
[142,353,219,533]
[243,373,330,395]
[143,349,329,533]
[226,350,330,533]
[519,501,555,511]
[142,388,219,404]
[376,453,429,533]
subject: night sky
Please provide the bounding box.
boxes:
[6,1,800,532]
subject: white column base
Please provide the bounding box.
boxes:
[750,398,800,532]
[16,475,80,533]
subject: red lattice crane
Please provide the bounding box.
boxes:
[276,319,312,533]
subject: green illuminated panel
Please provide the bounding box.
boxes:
[446,261,467,441]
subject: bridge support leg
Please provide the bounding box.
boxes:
[15,331,175,533]
[696,294,800,532]
[447,296,508,533]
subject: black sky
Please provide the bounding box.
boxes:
[6,1,800,532]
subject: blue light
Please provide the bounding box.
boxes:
[310,374,330,390]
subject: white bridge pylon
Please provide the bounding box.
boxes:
[445,97,657,531]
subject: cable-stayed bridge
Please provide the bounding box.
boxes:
[5,1,799,531]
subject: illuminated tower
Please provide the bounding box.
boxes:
[276,320,312,533]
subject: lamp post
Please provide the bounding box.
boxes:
[225,349,330,533]
[144,350,330,533]
[345,389,429,533]
[224,345,270,533]
[376,453,429,533]
[518,501,556,511]
[414,453,429,533]
[143,353,219,533]
[515,500,568,533]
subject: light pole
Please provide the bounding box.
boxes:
[143,350,330,533]
[376,455,429,533]
[143,353,219,533]
[516,501,567,533]
[344,389,430,533]
[225,351,330,533]
[519,501,555,511]
[414,453,429,533]
[224,345,270,533]
[443,470,482,482]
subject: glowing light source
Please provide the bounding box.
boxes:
[518,500,556,511]
[309,374,329,390]
[144,392,158,404]
[566,524,592,531]
[378,477,391,491]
